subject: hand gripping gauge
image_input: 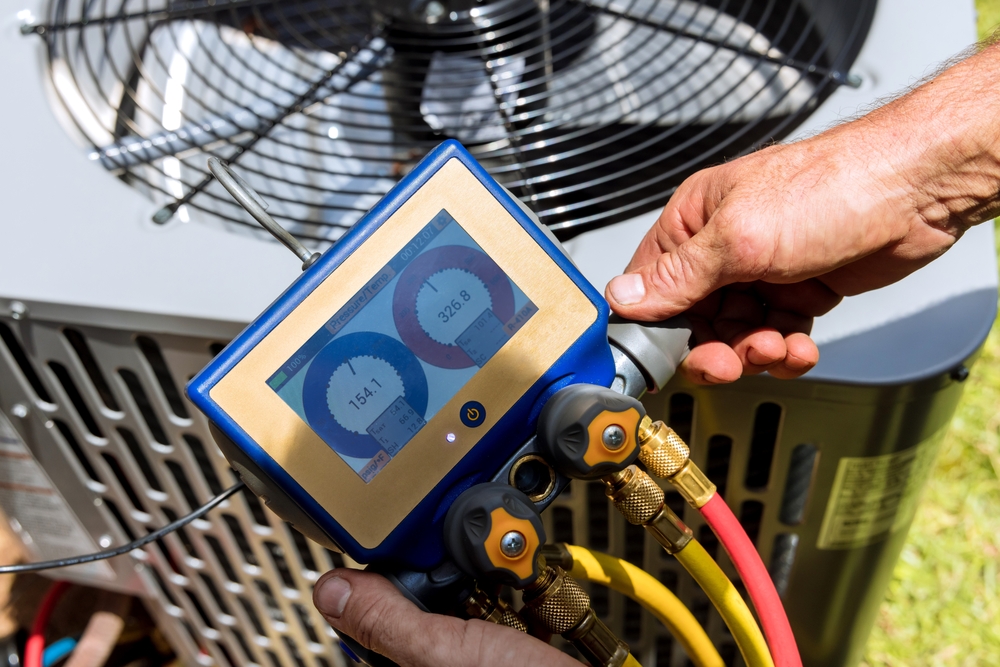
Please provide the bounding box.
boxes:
[187,142,617,568]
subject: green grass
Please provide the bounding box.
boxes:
[980,0,1000,41]
[860,9,1000,663]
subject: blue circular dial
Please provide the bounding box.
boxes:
[302,331,428,460]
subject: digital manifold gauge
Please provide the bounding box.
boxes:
[188,141,687,572]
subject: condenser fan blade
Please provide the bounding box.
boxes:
[38,0,869,241]
[204,0,375,54]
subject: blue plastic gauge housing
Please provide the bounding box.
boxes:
[188,141,615,568]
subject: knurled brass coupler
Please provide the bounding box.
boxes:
[521,566,590,634]
[463,587,528,633]
[602,465,692,553]
[637,417,689,476]
[602,465,694,553]
[636,418,716,509]
[521,565,630,667]
[498,605,530,634]
[604,465,665,525]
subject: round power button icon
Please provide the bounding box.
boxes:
[460,401,486,428]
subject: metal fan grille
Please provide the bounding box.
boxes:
[29,0,873,243]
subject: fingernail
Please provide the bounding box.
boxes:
[746,347,772,366]
[608,274,645,306]
[316,576,352,619]
[785,353,814,370]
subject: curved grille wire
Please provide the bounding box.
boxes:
[30,0,874,244]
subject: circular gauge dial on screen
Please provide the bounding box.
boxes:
[394,245,515,369]
[326,355,405,435]
[415,268,492,345]
[303,332,428,461]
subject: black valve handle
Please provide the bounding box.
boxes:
[444,483,547,588]
[537,384,646,480]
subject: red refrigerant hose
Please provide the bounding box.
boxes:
[25,580,71,667]
[639,420,802,667]
[700,494,802,667]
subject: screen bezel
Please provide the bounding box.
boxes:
[210,158,597,548]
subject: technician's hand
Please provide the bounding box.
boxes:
[314,569,579,667]
[606,41,1000,384]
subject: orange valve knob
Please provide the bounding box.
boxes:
[444,483,546,589]
[538,384,646,480]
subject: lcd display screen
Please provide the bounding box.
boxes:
[268,209,538,483]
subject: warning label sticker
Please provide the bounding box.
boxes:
[817,432,942,550]
[0,411,115,580]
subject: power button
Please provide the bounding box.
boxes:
[460,401,486,428]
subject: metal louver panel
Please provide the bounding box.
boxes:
[2,303,964,667]
[0,314,349,667]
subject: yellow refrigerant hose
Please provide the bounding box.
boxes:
[565,544,724,667]
[673,540,774,667]
[623,653,643,667]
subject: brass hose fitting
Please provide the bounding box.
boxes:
[602,465,693,553]
[646,505,693,554]
[604,465,664,525]
[565,609,631,667]
[636,417,716,509]
[539,542,574,571]
[637,417,689,476]
[668,461,717,509]
[521,566,590,634]
[520,564,630,667]
[463,587,529,633]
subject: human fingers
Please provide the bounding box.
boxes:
[313,569,577,667]
[723,306,819,377]
[679,342,744,384]
[681,289,819,380]
[623,170,724,272]
[677,317,743,384]
[705,291,786,376]
[751,280,843,318]
[682,326,817,382]
[728,328,789,375]
[677,297,781,383]
[762,308,819,380]
[710,289,764,341]
[763,308,814,338]
[767,333,819,379]
[606,226,731,321]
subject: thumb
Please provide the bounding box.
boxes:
[605,228,728,321]
[313,569,575,667]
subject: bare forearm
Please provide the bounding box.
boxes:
[850,41,1000,233]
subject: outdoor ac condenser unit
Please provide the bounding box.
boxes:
[0,0,994,666]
